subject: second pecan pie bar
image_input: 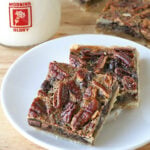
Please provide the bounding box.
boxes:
[96,0,150,42]
[28,61,119,144]
[70,45,139,111]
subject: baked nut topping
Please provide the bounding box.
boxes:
[28,43,139,145]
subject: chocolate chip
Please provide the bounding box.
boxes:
[41,80,53,93]
[86,71,94,81]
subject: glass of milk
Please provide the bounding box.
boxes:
[0,0,61,47]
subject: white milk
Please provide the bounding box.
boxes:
[0,0,61,46]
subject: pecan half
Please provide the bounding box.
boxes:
[122,76,137,91]
[53,82,69,108]
[114,51,134,67]
[69,54,85,68]
[93,80,110,98]
[115,67,131,77]
[71,109,91,130]
[114,47,134,53]
[95,55,108,73]
[68,80,82,102]
[83,99,99,114]
[28,98,47,118]
[49,62,69,80]
[114,48,134,58]
[61,102,78,123]
[71,99,99,130]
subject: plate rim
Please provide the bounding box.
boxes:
[1,34,150,150]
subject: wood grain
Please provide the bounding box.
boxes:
[0,0,149,149]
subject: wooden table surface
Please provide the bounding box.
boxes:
[0,0,150,149]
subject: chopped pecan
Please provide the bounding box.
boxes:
[122,51,134,58]
[80,48,91,56]
[83,86,97,100]
[38,89,47,97]
[93,80,110,98]
[49,62,69,80]
[114,51,134,67]
[76,69,87,82]
[61,102,78,123]
[80,48,105,57]
[95,55,108,73]
[46,100,55,115]
[122,76,137,91]
[82,120,97,135]
[141,28,150,40]
[141,18,150,28]
[28,109,38,118]
[115,67,131,77]
[76,69,91,88]
[69,54,85,68]
[141,19,150,40]
[80,55,91,60]
[28,98,47,118]
[104,73,113,87]
[69,92,79,103]
[68,80,82,102]
[53,83,69,108]
[91,110,100,120]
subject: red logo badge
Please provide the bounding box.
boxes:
[9,2,32,32]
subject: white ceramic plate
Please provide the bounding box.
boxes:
[1,34,150,150]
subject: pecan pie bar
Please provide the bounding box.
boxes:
[96,0,150,41]
[28,61,119,144]
[70,45,139,110]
